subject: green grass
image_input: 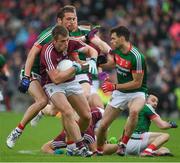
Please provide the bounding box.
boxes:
[0,112,180,162]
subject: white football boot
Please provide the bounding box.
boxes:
[6,129,22,148]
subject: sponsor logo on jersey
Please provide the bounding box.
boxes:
[115,54,131,69]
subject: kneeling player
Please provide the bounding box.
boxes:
[41,107,117,155]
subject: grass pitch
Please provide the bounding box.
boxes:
[0,112,180,162]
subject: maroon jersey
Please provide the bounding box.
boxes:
[90,107,103,131]
[40,39,85,86]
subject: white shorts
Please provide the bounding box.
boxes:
[126,132,150,155]
[75,74,90,84]
[91,80,100,94]
[44,80,83,98]
[108,90,145,110]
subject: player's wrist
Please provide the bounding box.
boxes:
[23,75,30,80]
[72,61,82,73]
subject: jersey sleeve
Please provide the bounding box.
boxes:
[34,27,53,49]
[43,44,56,71]
[144,104,159,120]
[131,48,145,74]
[68,39,86,53]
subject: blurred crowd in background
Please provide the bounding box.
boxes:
[0,0,179,117]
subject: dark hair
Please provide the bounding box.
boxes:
[57,5,76,19]
[110,26,130,41]
[52,25,69,40]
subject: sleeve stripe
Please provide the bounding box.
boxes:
[44,44,55,70]
[84,134,95,144]
[131,48,141,71]
[131,47,142,71]
[146,104,159,116]
[37,26,55,44]
[37,31,52,44]
[34,43,42,49]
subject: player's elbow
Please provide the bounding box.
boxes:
[89,47,98,58]
[133,80,142,89]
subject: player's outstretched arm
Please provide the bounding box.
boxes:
[152,116,178,129]
[91,35,111,54]
[24,45,41,77]
[85,28,111,54]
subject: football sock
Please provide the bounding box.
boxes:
[97,146,104,152]
[121,135,130,145]
[76,138,84,149]
[66,140,76,149]
[144,144,157,153]
[66,140,74,145]
[16,123,24,132]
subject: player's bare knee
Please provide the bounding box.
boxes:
[162,133,170,141]
[36,96,48,109]
[36,101,48,111]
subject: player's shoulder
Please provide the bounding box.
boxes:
[144,104,157,114]
[39,26,54,37]
[37,26,55,43]
[41,42,54,54]
[130,46,144,59]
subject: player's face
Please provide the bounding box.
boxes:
[110,33,122,49]
[147,95,158,108]
[61,12,78,32]
[53,35,69,52]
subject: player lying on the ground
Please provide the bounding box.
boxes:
[94,94,177,157]
[41,107,117,156]
[124,94,177,156]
